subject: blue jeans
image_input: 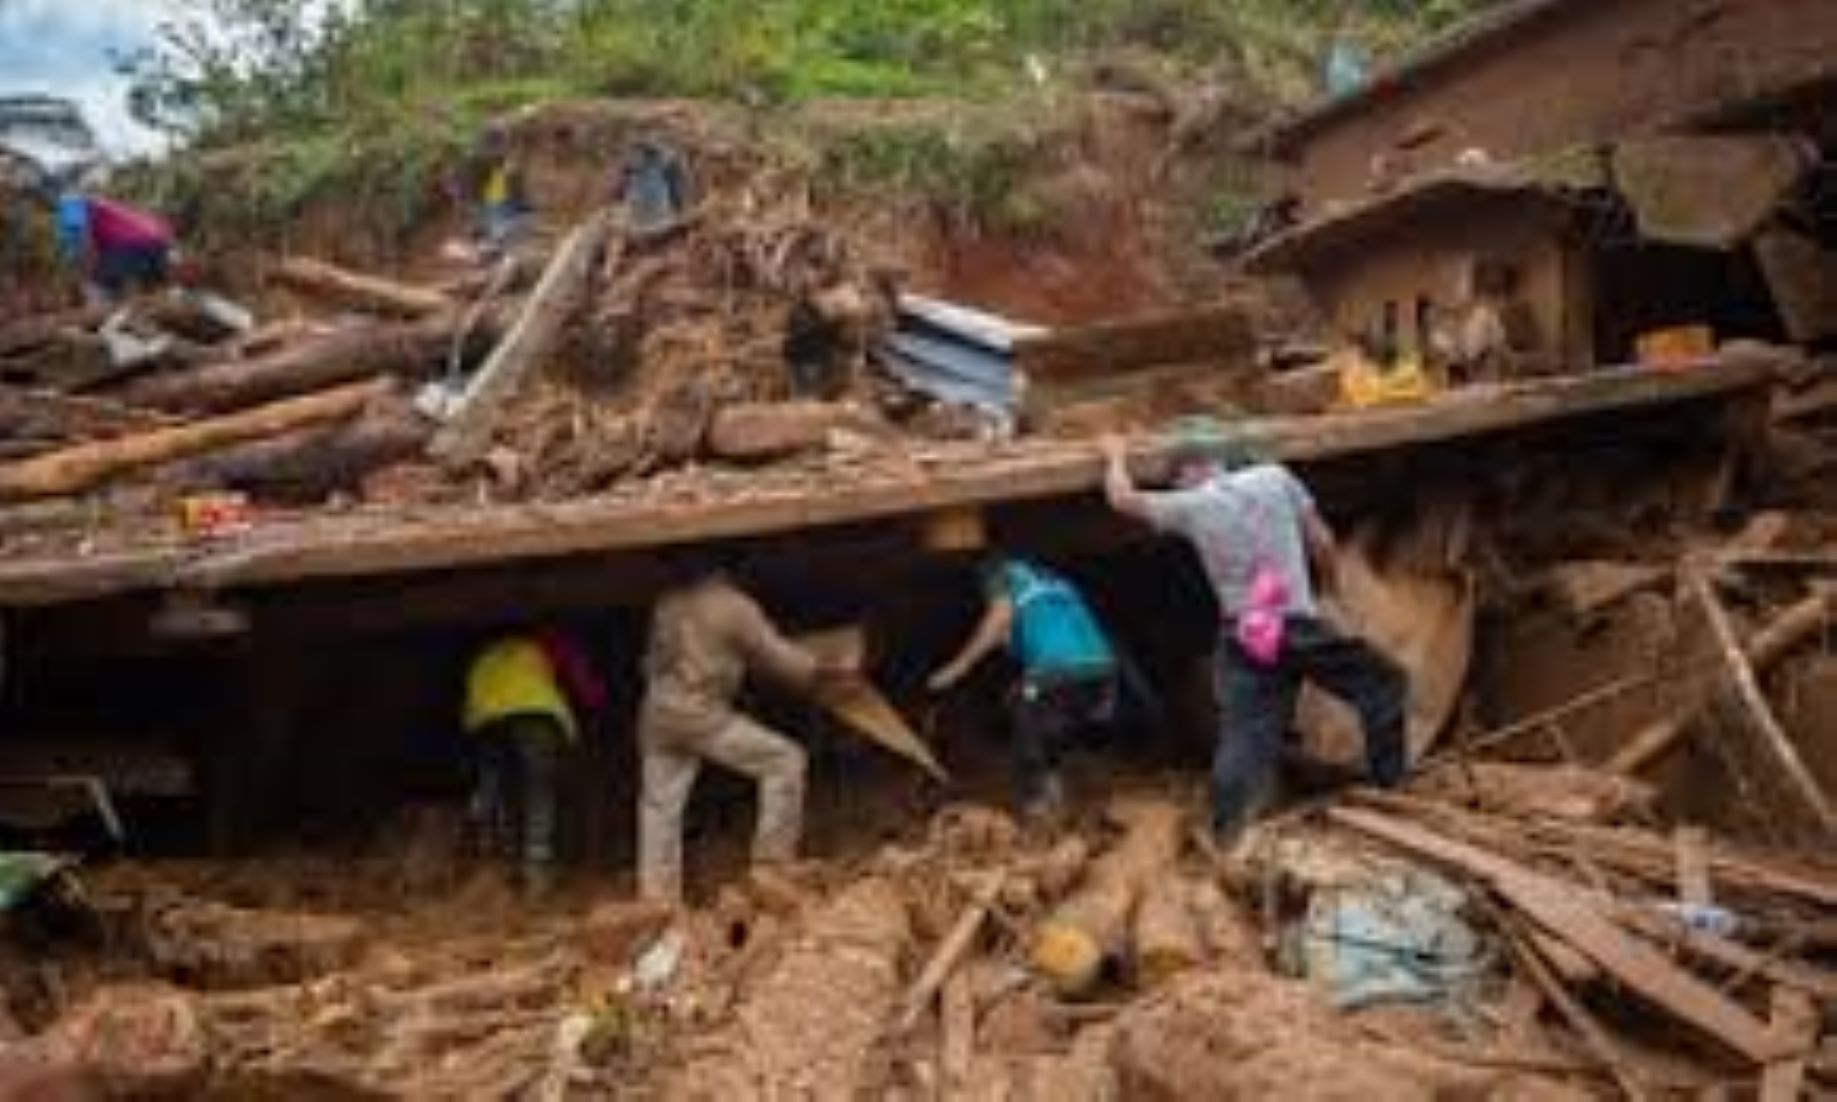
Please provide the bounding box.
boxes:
[1213,616,1407,837]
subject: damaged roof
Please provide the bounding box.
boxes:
[1239,165,1576,275]
[1241,0,1580,156]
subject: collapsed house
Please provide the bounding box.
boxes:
[0,5,1833,1097]
[1236,0,1837,374]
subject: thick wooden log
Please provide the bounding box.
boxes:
[271,257,453,319]
[1031,798,1185,996]
[114,316,460,415]
[0,384,178,440]
[1015,303,1256,384]
[706,401,872,464]
[430,211,614,468]
[0,305,111,359]
[168,398,431,503]
[1131,876,1205,985]
[0,379,388,500]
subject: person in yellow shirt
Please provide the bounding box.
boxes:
[473,124,529,257]
[464,629,606,892]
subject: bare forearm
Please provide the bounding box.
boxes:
[1103,450,1151,521]
[929,602,1010,690]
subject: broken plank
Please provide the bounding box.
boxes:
[1613,905,1837,1002]
[1508,926,1652,1102]
[896,873,1001,1034]
[1332,806,1794,1064]
[0,379,389,500]
[939,966,975,1094]
[271,256,453,319]
[429,211,613,468]
[1674,826,1712,909]
[1745,589,1832,675]
[1759,988,1817,1102]
[1602,716,1690,777]
[1686,567,1837,835]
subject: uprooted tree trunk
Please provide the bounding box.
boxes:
[0,379,390,500]
[1031,798,1186,996]
[113,315,480,415]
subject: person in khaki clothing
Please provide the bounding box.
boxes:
[638,564,857,902]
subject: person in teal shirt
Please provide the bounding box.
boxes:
[928,555,1120,818]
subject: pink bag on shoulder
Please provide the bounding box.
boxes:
[1235,564,1289,666]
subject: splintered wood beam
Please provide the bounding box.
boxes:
[429,211,614,468]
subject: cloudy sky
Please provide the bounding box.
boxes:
[0,0,179,155]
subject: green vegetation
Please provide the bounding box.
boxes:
[128,0,1490,142]
[120,0,1493,243]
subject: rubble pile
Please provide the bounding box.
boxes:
[0,165,922,553]
[5,741,1832,1099]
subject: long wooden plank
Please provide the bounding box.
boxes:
[0,358,1775,606]
[1331,806,1795,1064]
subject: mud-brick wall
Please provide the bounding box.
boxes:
[1294,196,1591,372]
[1275,0,1837,214]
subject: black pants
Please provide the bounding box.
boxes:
[1009,673,1116,808]
[1213,616,1407,836]
[471,713,565,870]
